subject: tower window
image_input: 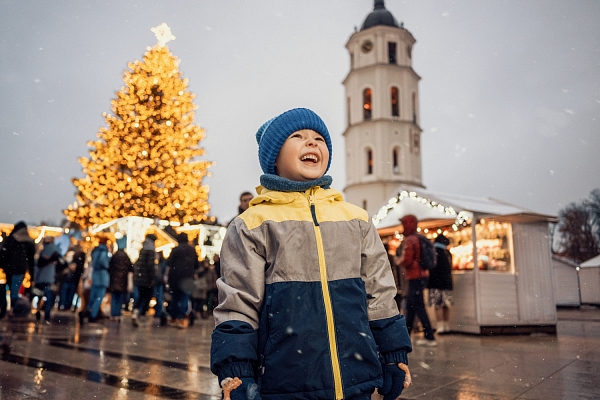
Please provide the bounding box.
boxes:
[412,92,417,123]
[391,87,399,117]
[362,200,368,211]
[363,88,372,120]
[388,42,397,64]
[346,97,351,127]
[366,148,373,175]
[393,147,400,174]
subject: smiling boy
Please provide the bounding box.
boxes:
[210,108,412,400]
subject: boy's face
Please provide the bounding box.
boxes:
[275,129,329,182]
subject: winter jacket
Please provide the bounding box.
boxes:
[398,215,428,281]
[428,241,453,291]
[65,250,86,285]
[0,225,35,276]
[34,243,62,284]
[210,186,412,400]
[166,242,198,291]
[108,249,133,292]
[134,249,156,288]
[90,244,110,288]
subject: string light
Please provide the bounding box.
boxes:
[64,26,212,228]
[372,190,471,227]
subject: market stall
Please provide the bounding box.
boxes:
[552,255,581,307]
[579,255,600,305]
[374,189,558,335]
[88,216,226,262]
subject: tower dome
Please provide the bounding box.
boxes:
[361,0,400,31]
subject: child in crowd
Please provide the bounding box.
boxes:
[210,108,412,400]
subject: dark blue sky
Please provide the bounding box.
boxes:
[1,0,599,225]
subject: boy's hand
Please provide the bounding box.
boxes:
[221,377,262,400]
[380,362,411,400]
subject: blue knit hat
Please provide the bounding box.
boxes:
[255,108,332,175]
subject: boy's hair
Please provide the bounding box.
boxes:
[255,108,333,175]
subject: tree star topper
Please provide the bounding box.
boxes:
[152,23,176,47]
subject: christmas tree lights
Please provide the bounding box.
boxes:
[65,24,212,228]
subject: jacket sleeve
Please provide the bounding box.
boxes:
[361,221,412,361]
[360,219,400,321]
[210,217,266,382]
[27,242,35,275]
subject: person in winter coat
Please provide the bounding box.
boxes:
[85,237,110,323]
[0,221,35,311]
[428,234,453,334]
[59,243,86,311]
[210,108,412,400]
[153,252,168,325]
[397,214,436,346]
[165,232,198,328]
[33,236,63,324]
[131,234,157,327]
[108,243,133,322]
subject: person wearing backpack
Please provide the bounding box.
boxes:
[397,214,436,347]
[428,234,453,334]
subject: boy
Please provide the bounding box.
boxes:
[210,108,412,400]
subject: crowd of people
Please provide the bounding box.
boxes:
[0,221,222,330]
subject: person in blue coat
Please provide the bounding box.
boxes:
[85,237,110,323]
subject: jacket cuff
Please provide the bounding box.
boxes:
[381,350,408,365]
[216,361,255,384]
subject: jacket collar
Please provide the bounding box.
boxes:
[251,184,344,207]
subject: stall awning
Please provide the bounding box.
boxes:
[581,254,600,268]
[374,188,556,232]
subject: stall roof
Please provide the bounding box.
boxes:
[374,188,556,231]
[581,254,600,268]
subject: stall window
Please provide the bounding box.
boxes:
[363,88,372,120]
[446,220,514,273]
[391,87,399,117]
[392,147,400,174]
[388,42,397,64]
[366,148,373,175]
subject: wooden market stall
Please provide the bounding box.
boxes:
[551,255,581,307]
[579,255,600,305]
[374,189,558,335]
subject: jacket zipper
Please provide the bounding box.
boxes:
[307,189,344,400]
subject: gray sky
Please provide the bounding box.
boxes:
[1,0,599,226]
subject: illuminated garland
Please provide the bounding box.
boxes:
[372,190,470,230]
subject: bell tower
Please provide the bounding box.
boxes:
[343,0,423,216]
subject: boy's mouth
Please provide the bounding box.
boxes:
[301,153,319,163]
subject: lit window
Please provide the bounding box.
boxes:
[363,89,372,120]
[391,87,399,117]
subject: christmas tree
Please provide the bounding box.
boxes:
[65,24,212,228]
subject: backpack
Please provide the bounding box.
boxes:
[417,234,436,271]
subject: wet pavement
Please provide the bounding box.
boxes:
[1,307,599,399]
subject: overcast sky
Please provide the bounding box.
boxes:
[1,0,599,226]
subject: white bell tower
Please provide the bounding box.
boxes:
[343,0,424,216]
